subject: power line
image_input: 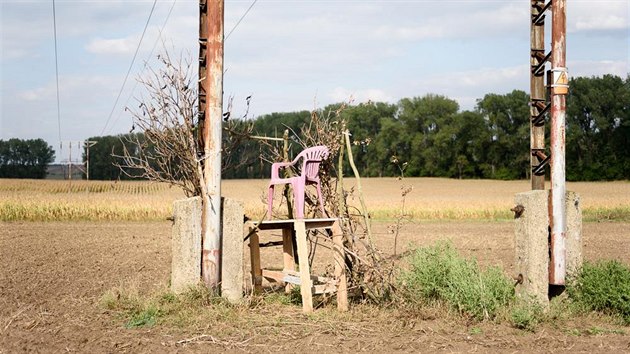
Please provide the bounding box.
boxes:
[105,0,178,136]
[225,0,259,40]
[101,0,158,136]
[52,0,62,145]
[103,0,258,136]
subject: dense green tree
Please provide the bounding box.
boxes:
[84,134,141,180]
[80,75,629,181]
[566,74,630,180]
[476,90,530,179]
[0,138,55,178]
[396,94,460,176]
[341,102,397,177]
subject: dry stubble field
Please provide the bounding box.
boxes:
[1,178,629,353]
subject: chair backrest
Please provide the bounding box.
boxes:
[297,145,329,180]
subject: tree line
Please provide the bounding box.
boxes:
[81,74,628,181]
[0,138,55,178]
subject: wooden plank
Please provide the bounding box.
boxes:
[313,283,337,295]
[282,228,295,293]
[294,220,313,313]
[261,269,300,284]
[249,229,262,294]
[333,220,348,311]
[262,269,331,286]
[283,270,332,283]
[253,218,338,231]
[304,220,337,230]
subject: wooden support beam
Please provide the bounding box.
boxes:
[248,228,262,294]
[333,220,348,311]
[294,220,313,313]
[282,228,295,293]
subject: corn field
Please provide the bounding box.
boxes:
[1,178,628,222]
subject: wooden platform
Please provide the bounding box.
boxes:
[247,218,348,313]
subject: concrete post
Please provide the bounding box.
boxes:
[171,196,244,301]
[171,197,202,294]
[514,190,549,306]
[514,190,582,306]
[220,197,244,303]
[565,191,583,277]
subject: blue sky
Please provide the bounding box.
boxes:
[1,0,628,163]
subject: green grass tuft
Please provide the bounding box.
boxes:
[567,260,630,324]
[509,297,544,331]
[398,241,514,321]
[125,306,161,328]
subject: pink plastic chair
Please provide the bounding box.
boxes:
[267,145,330,220]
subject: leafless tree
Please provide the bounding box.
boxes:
[114,51,253,197]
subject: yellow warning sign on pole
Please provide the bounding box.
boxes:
[551,67,569,95]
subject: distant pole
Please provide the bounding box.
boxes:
[549,0,568,286]
[199,0,224,288]
[69,141,73,181]
[84,140,97,180]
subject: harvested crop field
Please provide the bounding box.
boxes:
[1,178,629,352]
[2,221,630,352]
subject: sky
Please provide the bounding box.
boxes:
[1,0,629,163]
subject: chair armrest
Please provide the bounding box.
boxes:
[270,161,294,179]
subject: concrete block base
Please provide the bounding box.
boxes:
[170,196,244,304]
[514,190,582,306]
[171,196,202,294]
[220,198,244,303]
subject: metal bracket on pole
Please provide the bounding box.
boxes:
[532,150,550,176]
[531,51,552,76]
[530,100,550,127]
[531,1,552,25]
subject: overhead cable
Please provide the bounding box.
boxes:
[101,0,158,135]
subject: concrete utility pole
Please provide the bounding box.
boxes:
[84,140,97,180]
[199,0,224,288]
[549,0,569,286]
[529,0,551,190]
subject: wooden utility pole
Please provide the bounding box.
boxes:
[529,0,551,190]
[199,0,224,288]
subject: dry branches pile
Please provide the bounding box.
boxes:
[115,52,253,197]
[115,52,202,197]
[263,104,397,304]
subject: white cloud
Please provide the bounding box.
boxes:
[574,16,628,31]
[417,65,528,91]
[329,87,394,104]
[568,60,628,78]
[570,2,629,32]
[16,75,120,102]
[374,3,526,41]
[17,87,52,102]
[86,36,138,55]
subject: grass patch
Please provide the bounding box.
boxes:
[567,260,630,324]
[509,297,544,332]
[125,306,161,328]
[398,241,514,321]
[583,207,630,222]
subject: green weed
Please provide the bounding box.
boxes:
[509,297,544,332]
[125,306,161,328]
[399,241,514,321]
[567,260,630,324]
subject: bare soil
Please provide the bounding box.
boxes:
[1,221,629,353]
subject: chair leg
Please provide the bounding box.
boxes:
[267,185,274,220]
[293,182,305,219]
[316,182,326,217]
